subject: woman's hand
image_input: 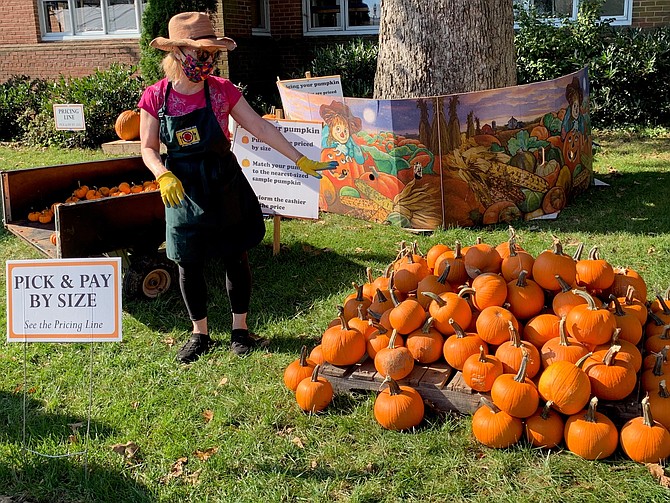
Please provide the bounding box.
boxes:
[295,156,338,179]
[157,171,185,207]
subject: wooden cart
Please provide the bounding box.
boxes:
[1,156,175,299]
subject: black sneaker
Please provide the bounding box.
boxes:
[176,333,212,363]
[230,329,269,356]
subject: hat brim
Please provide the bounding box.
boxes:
[150,36,236,52]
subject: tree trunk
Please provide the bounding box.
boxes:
[374,0,516,99]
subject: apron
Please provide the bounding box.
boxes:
[158,80,265,263]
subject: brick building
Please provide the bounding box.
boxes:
[0,0,668,98]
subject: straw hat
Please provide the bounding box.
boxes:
[150,12,236,52]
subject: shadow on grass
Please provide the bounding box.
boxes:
[123,238,386,356]
[0,458,154,503]
[0,392,152,502]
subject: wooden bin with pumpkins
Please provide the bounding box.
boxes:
[1,127,176,300]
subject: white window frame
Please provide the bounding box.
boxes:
[515,0,633,27]
[38,0,146,41]
[303,0,381,36]
[252,0,271,36]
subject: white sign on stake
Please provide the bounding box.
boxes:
[279,75,343,97]
[232,120,323,219]
[53,103,86,131]
[6,257,122,343]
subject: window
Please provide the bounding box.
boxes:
[517,0,632,26]
[305,0,381,34]
[39,0,147,39]
[252,0,270,34]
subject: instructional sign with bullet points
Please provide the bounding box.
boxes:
[232,120,323,219]
[6,258,122,343]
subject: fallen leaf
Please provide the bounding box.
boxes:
[218,377,228,387]
[646,463,670,487]
[193,446,219,461]
[291,437,305,449]
[202,410,214,423]
[28,387,37,394]
[68,435,78,444]
[310,460,318,469]
[648,246,656,254]
[183,468,202,485]
[163,337,176,347]
[131,401,140,409]
[68,422,84,434]
[160,456,188,484]
[111,441,139,459]
[354,247,365,253]
[276,427,294,438]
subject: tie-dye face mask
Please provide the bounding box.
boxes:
[179,49,215,83]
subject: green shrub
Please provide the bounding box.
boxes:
[515,0,670,127]
[0,76,48,141]
[20,64,145,149]
[310,39,378,98]
[139,0,218,84]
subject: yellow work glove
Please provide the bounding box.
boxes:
[156,171,185,208]
[295,156,338,179]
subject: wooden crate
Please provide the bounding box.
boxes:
[320,357,642,422]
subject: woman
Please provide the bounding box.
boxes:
[138,12,335,363]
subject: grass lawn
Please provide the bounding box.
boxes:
[1,131,670,502]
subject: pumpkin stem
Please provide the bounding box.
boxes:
[357,304,368,321]
[655,294,670,316]
[658,380,670,399]
[508,237,518,258]
[453,240,463,259]
[641,395,655,427]
[624,285,638,306]
[476,236,483,245]
[299,345,309,367]
[515,270,530,287]
[379,375,401,395]
[388,271,400,307]
[366,267,374,284]
[571,289,599,311]
[436,264,451,285]
[477,345,487,363]
[540,401,554,420]
[310,364,322,382]
[374,288,389,304]
[421,317,435,334]
[387,329,400,349]
[449,318,467,339]
[514,348,530,383]
[558,316,571,346]
[367,308,382,322]
[588,246,601,261]
[555,274,572,293]
[648,309,666,327]
[573,242,584,261]
[609,327,622,346]
[353,283,365,302]
[551,236,566,256]
[422,291,446,307]
[337,307,350,331]
[584,396,600,423]
[602,344,621,366]
[508,320,522,347]
[653,351,666,377]
[575,352,593,369]
[370,320,389,335]
[479,396,501,413]
[608,294,627,317]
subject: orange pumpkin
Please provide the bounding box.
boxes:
[115,110,141,141]
[620,395,670,464]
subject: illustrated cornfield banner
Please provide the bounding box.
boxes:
[278,68,592,229]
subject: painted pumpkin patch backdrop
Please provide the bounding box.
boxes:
[278,68,593,229]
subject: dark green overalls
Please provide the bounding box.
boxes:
[158,80,265,263]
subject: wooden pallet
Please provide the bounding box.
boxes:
[320,357,642,422]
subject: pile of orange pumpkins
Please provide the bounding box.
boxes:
[27,179,158,225]
[283,231,670,464]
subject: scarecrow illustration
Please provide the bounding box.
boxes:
[320,100,365,164]
[561,77,586,140]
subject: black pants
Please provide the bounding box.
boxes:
[178,252,252,322]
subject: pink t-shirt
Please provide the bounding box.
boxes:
[137,76,243,140]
